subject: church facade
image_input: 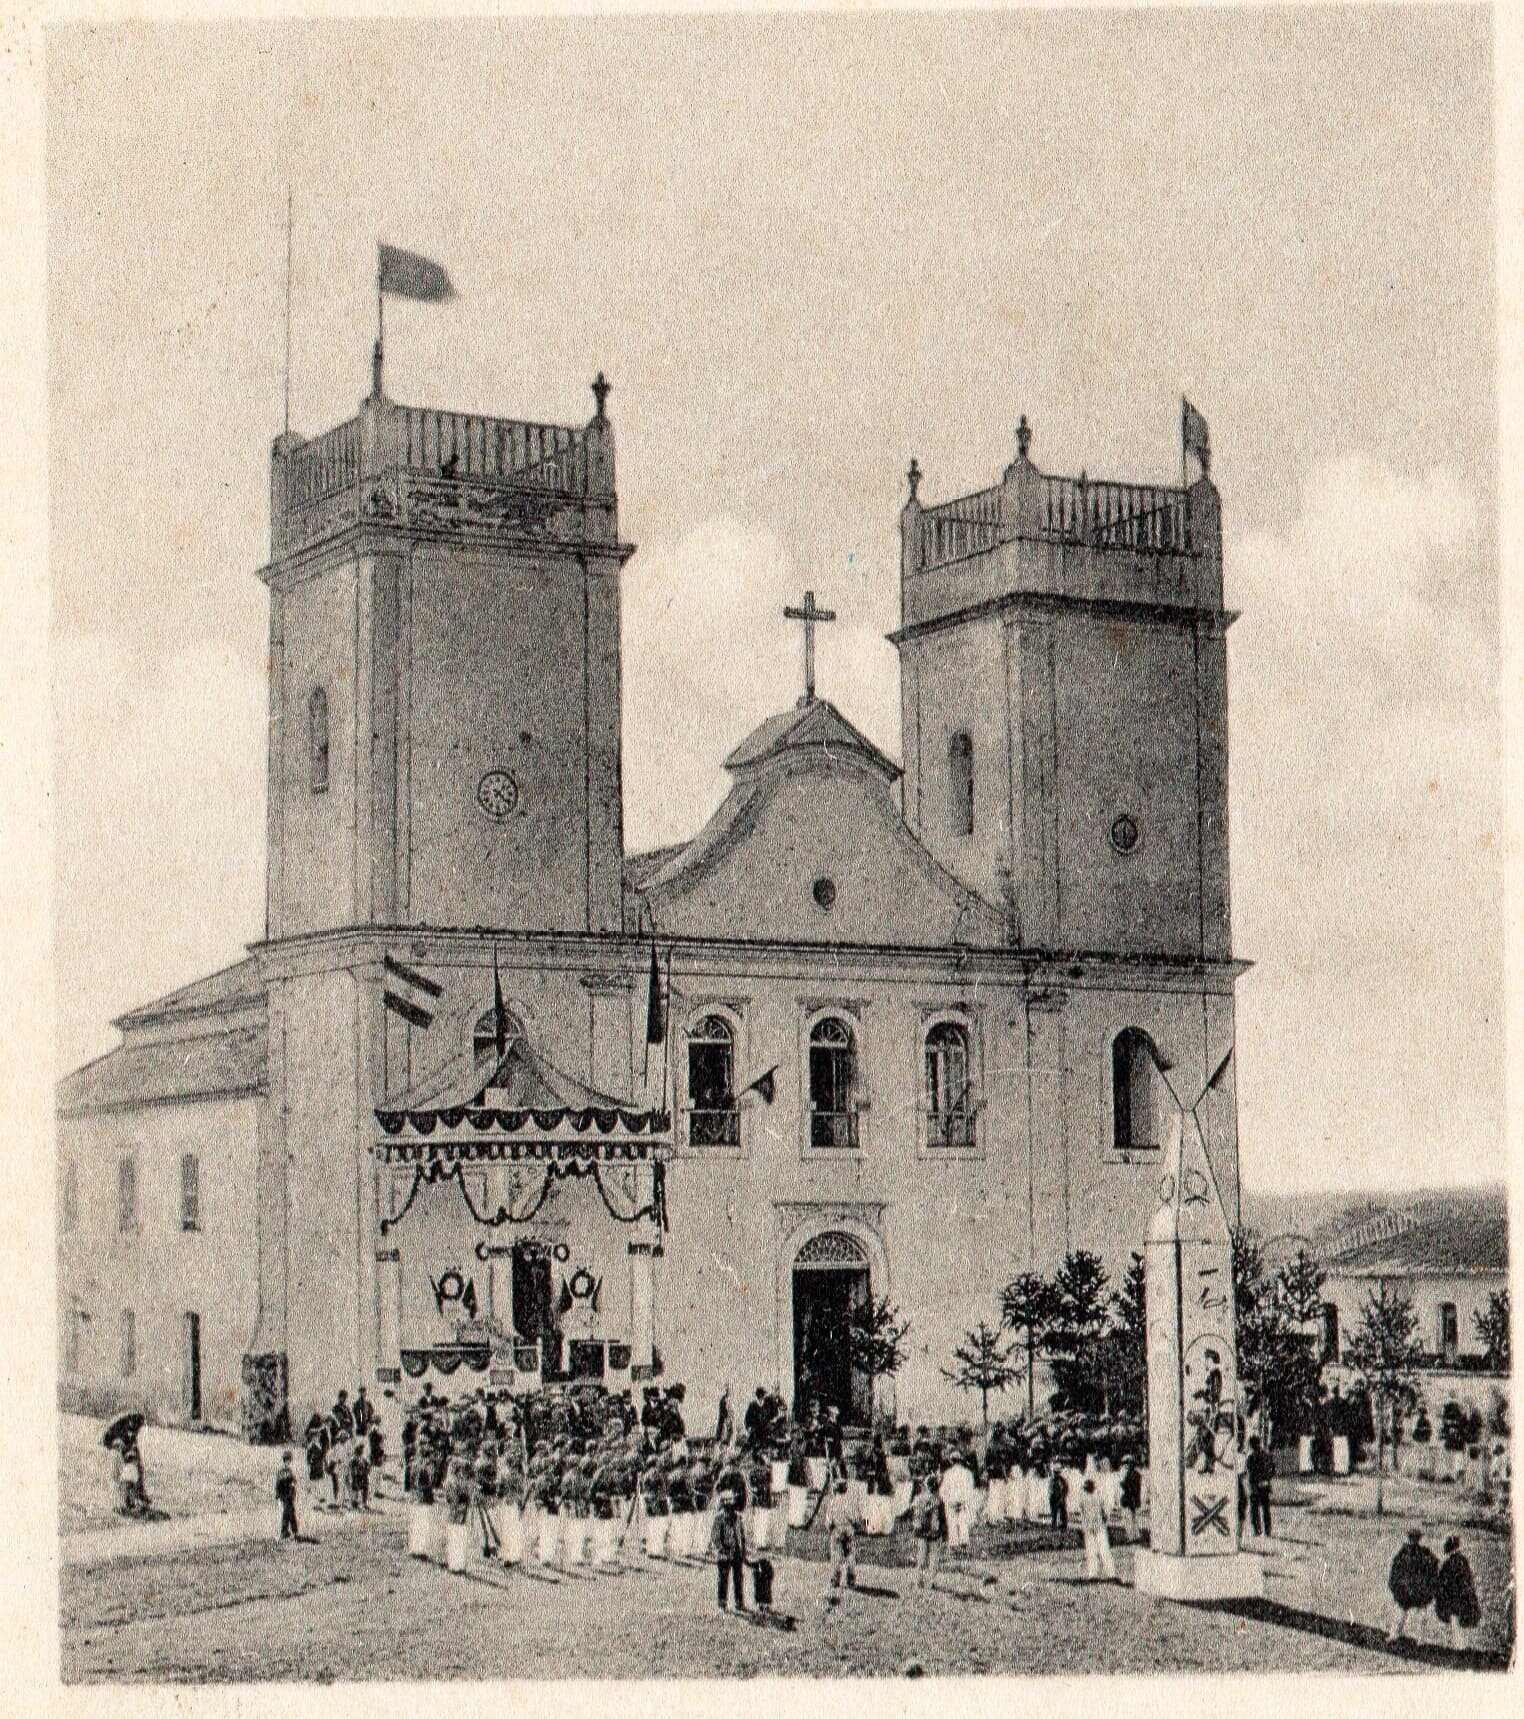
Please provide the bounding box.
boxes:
[57,375,1244,1437]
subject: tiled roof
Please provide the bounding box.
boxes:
[57,1024,267,1116]
[115,957,265,1027]
[1326,1212,1509,1279]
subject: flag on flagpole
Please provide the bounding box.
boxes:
[1182,396,1211,476]
[737,1066,778,1105]
[644,941,666,1046]
[493,950,510,1061]
[378,242,456,302]
[382,953,441,1030]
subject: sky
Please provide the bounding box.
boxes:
[47,9,1500,1196]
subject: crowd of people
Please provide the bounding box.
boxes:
[256,1379,1496,1652]
[300,1386,386,1514]
[370,1380,1160,1610]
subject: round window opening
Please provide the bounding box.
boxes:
[812,877,838,911]
[1110,814,1140,855]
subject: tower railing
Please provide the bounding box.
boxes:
[284,419,361,510]
[917,470,1194,571]
[398,407,588,493]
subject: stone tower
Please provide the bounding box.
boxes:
[261,375,633,942]
[892,415,1231,963]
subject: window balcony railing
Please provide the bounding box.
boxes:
[688,1107,740,1147]
[926,1111,976,1150]
[810,1109,859,1150]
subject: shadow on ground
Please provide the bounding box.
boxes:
[1188,1597,1511,1673]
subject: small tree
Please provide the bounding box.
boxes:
[1276,1248,1329,1329]
[847,1296,910,1422]
[1474,1288,1510,1374]
[943,1323,1020,1427]
[1000,1271,1057,1419]
[1110,1253,1149,1429]
[1044,1251,1111,1412]
[1344,1284,1423,1515]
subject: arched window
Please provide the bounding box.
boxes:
[949,731,974,836]
[1111,1028,1159,1153]
[473,1006,524,1063]
[687,1015,738,1146]
[925,1020,974,1148]
[809,1016,858,1149]
[309,686,330,794]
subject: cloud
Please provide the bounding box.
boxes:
[53,634,267,1074]
[1226,457,1501,1193]
[620,517,901,851]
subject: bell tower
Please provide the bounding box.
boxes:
[260,374,633,940]
[892,412,1231,962]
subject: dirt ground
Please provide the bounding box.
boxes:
[61,1489,1513,1681]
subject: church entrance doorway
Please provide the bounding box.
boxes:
[792,1231,871,1426]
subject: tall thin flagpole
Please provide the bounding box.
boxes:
[374,240,385,399]
[283,184,293,436]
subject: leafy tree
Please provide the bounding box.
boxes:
[943,1323,1020,1427]
[1043,1251,1111,1412]
[1000,1271,1057,1419]
[1231,1229,1324,1444]
[1108,1253,1149,1426]
[1344,1284,1423,1515]
[1474,1288,1510,1374]
[1276,1248,1328,1327]
[847,1296,910,1420]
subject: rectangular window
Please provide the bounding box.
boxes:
[62,1161,78,1233]
[180,1153,200,1231]
[1439,1302,1458,1361]
[117,1155,137,1236]
[121,1309,136,1378]
[1321,1302,1340,1365]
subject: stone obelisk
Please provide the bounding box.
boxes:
[1133,1090,1263,1600]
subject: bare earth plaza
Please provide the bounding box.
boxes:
[47,11,1510,1690]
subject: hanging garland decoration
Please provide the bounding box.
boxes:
[378,1136,664,1166]
[380,1154,670,1234]
[376,1104,671,1138]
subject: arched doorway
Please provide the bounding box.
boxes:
[792,1231,871,1425]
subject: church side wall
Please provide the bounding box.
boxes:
[57,1098,260,1431]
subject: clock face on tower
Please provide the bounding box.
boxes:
[476,768,521,822]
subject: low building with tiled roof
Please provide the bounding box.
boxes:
[1320,1204,1509,1375]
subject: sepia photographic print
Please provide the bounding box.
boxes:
[25,0,1518,1697]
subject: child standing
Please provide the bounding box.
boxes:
[910,1475,947,1590]
[825,1474,858,1593]
[276,1450,299,1540]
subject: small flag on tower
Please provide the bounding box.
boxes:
[378,242,456,303]
[1182,396,1211,476]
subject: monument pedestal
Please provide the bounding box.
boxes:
[1133,1549,1263,1601]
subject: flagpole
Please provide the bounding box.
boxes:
[373,241,385,399]
[283,184,292,436]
